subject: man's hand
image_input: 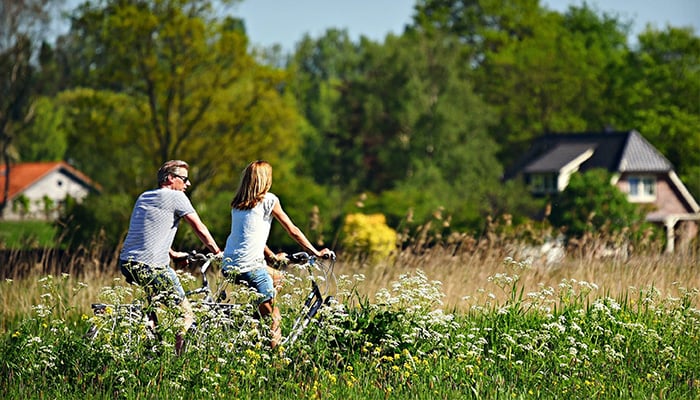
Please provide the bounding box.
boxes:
[270,252,289,269]
[171,250,190,268]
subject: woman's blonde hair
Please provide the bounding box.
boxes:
[231,160,273,210]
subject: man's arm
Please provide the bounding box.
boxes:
[182,212,221,254]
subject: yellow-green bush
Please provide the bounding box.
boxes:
[341,213,397,262]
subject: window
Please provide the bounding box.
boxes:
[529,173,558,194]
[627,176,656,202]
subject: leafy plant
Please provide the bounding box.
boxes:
[548,169,650,240]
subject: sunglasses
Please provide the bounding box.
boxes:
[172,173,190,184]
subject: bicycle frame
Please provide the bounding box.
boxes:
[280,251,336,347]
[88,252,223,340]
[184,252,219,302]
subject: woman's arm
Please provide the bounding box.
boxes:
[271,200,332,258]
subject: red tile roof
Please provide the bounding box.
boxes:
[0,161,100,200]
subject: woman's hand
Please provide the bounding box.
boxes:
[318,248,336,259]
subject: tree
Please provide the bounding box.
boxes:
[414,1,633,167]
[548,169,649,240]
[51,0,313,248]
[620,27,700,198]
[292,27,502,232]
[289,29,366,189]
[0,0,62,216]
[57,0,300,198]
[14,96,68,161]
[367,31,501,230]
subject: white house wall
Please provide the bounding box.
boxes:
[4,170,91,221]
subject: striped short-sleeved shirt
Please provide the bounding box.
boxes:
[119,188,195,267]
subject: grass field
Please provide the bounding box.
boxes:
[1,237,698,399]
[0,220,57,249]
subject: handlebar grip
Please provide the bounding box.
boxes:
[187,251,208,262]
[288,251,335,263]
[289,252,310,263]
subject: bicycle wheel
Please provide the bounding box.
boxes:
[86,302,160,355]
[185,302,261,352]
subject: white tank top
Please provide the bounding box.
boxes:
[223,192,278,271]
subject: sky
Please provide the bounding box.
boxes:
[234,0,700,52]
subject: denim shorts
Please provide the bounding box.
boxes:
[120,260,186,305]
[222,265,275,304]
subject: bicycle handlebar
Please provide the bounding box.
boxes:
[289,252,310,263]
[288,251,336,264]
[185,251,222,276]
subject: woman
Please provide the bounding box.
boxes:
[222,160,333,348]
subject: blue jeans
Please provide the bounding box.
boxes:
[222,265,275,304]
[120,259,186,305]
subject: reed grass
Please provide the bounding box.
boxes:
[1,226,697,332]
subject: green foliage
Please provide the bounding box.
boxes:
[14,97,68,162]
[620,28,700,199]
[11,194,30,219]
[5,0,697,255]
[41,0,310,252]
[291,28,503,233]
[341,213,398,262]
[56,88,153,195]
[548,169,649,239]
[57,193,134,250]
[0,220,57,249]
[58,0,303,201]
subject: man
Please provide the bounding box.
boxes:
[119,160,221,354]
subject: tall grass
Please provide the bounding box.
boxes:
[1,223,698,327]
[1,228,698,399]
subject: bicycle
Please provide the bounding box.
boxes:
[85,252,235,353]
[87,250,339,353]
[206,250,339,348]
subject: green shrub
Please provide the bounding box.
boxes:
[0,220,58,249]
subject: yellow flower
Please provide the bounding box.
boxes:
[327,373,337,384]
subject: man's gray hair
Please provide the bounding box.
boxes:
[157,160,189,185]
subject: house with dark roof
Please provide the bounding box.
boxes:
[0,162,101,221]
[504,130,699,253]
